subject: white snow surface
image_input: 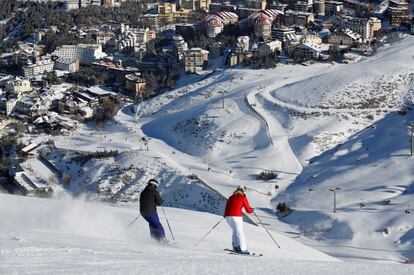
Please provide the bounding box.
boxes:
[0,193,339,274]
[2,193,414,275]
[11,35,414,272]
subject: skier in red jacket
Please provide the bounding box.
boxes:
[224,185,254,254]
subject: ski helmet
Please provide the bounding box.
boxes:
[237,185,247,193]
[148,179,159,187]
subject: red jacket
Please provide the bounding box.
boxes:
[224,193,254,217]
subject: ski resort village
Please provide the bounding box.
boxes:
[1,0,414,274]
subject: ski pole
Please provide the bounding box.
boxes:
[194,217,224,247]
[126,214,140,229]
[162,206,175,241]
[253,212,281,249]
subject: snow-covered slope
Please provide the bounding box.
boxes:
[18,35,414,266]
[276,110,414,262]
[2,193,414,274]
[0,193,347,274]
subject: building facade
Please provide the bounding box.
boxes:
[23,59,54,78]
[184,48,209,73]
[52,44,106,65]
[283,10,314,26]
[329,28,362,46]
[6,78,32,93]
[387,0,409,26]
[258,40,282,57]
[344,16,381,41]
[181,0,211,11]
[324,1,343,16]
[204,12,238,38]
[250,10,282,40]
[54,58,80,73]
[125,74,147,100]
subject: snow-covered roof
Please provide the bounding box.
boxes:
[340,28,362,40]
[249,9,283,23]
[204,12,238,25]
[20,143,39,154]
[87,86,116,96]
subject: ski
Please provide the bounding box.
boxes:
[224,248,263,257]
[400,257,413,264]
[160,241,178,247]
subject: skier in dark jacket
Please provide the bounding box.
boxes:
[139,179,167,242]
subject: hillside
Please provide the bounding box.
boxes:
[2,193,414,274]
[0,193,340,274]
[275,110,414,262]
[16,35,414,265]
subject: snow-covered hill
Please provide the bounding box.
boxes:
[276,109,414,262]
[2,193,414,274]
[17,35,414,267]
[0,193,339,273]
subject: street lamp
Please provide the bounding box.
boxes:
[406,121,414,156]
[329,187,341,213]
[218,91,226,108]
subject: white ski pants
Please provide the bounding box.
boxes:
[226,216,247,252]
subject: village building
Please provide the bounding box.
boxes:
[154,2,200,26]
[96,32,117,47]
[184,48,209,73]
[23,59,54,79]
[343,16,381,41]
[73,86,115,106]
[258,40,282,57]
[204,12,238,38]
[324,1,344,17]
[272,27,296,49]
[313,1,325,16]
[229,36,253,67]
[125,74,147,100]
[249,10,283,40]
[172,35,189,60]
[52,44,106,65]
[289,43,325,60]
[282,10,314,27]
[64,0,79,10]
[0,90,23,116]
[5,77,32,93]
[14,96,48,118]
[387,0,409,26]
[180,0,211,11]
[300,33,322,44]
[142,14,160,31]
[54,58,80,73]
[116,26,155,52]
[291,0,313,12]
[245,0,267,9]
[329,28,363,47]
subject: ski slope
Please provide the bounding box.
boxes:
[276,109,414,262]
[2,193,414,274]
[18,35,414,266]
[0,193,336,273]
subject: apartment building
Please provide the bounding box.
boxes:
[52,44,106,65]
[343,16,381,41]
[54,58,80,73]
[184,48,209,73]
[23,59,55,78]
[387,0,409,26]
